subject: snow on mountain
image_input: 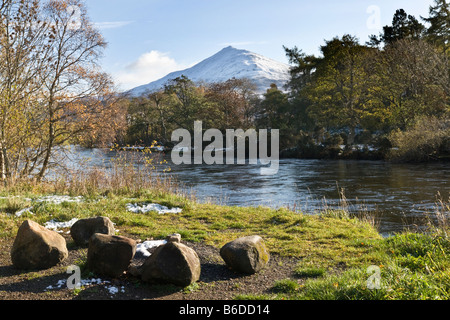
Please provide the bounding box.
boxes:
[127,46,291,96]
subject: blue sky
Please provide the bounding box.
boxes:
[85,0,435,91]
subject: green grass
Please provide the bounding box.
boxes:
[272,279,300,294]
[0,185,449,300]
[294,266,327,278]
[262,232,450,300]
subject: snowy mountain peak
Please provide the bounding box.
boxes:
[128,47,291,96]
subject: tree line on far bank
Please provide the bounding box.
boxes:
[117,1,449,163]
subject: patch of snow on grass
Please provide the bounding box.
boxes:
[126,203,182,214]
[4,195,85,219]
[13,207,34,217]
[34,195,84,204]
[44,218,79,232]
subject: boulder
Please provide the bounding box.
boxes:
[11,220,68,270]
[70,216,115,246]
[220,235,270,274]
[87,233,136,278]
[165,233,181,243]
[141,242,201,287]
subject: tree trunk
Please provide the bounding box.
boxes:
[347,126,356,146]
[0,141,6,185]
[37,117,54,182]
[158,109,168,143]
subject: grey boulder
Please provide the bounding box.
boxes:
[220,235,270,274]
[141,242,201,287]
[87,233,136,278]
[70,216,115,246]
[11,220,68,270]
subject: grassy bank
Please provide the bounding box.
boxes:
[0,181,448,300]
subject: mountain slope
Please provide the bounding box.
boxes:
[128,46,291,96]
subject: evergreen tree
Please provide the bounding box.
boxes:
[368,9,425,47]
[305,35,378,145]
[256,84,294,149]
[283,46,317,133]
[283,46,317,95]
[163,75,211,132]
[422,0,450,55]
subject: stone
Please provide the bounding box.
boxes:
[141,242,201,287]
[87,233,136,278]
[165,233,181,243]
[128,264,143,278]
[220,235,270,274]
[70,216,115,246]
[11,220,68,270]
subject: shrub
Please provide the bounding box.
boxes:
[388,116,450,162]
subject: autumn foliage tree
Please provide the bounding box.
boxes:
[372,38,449,130]
[205,78,257,131]
[0,0,117,183]
[0,0,50,181]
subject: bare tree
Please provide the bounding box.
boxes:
[0,0,117,183]
[0,0,53,182]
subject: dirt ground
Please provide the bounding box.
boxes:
[0,234,301,301]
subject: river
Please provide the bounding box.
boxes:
[64,146,449,237]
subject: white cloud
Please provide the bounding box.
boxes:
[94,21,134,30]
[113,51,185,91]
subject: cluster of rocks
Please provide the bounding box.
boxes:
[10,217,270,287]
